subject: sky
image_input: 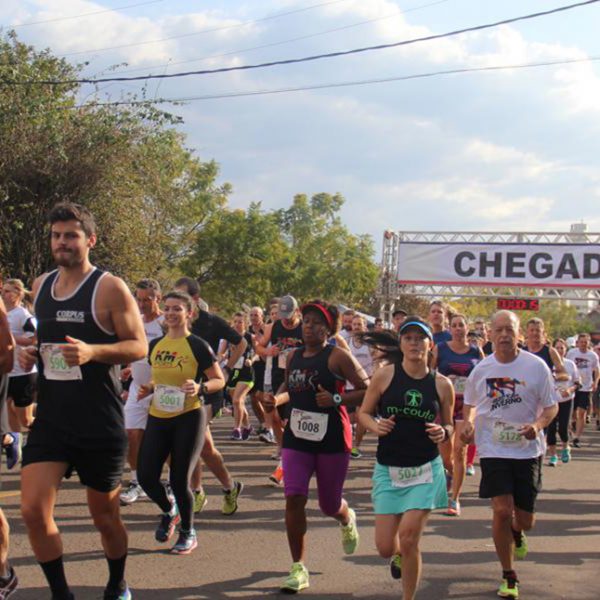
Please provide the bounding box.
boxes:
[3,0,600,248]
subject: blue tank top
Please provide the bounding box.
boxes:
[436,342,481,398]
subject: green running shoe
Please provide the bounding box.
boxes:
[561,447,571,463]
[513,531,528,560]
[222,481,243,515]
[280,562,309,594]
[193,490,208,513]
[390,554,402,579]
[497,577,519,598]
[341,508,359,555]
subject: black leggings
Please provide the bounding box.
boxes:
[546,400,572,446]
[138,408,207,531]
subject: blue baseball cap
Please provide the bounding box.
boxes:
[399,319,433,340]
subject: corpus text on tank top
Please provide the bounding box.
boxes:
[283,345,351,454]
[377,364,441,468]
[34,267,124,443]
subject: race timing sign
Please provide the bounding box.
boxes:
[397,243,600,288]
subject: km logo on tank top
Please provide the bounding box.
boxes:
[154,350,189,371]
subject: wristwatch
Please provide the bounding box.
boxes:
[332,393,343,406]
[200,383,208,396]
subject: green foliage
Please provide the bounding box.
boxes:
[182,194,379,315]
[0,32,228,284]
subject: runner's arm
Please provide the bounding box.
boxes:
[63,275,147,366]
[0,297,15,374]
[358,366,395,436]
[317,347,369,408]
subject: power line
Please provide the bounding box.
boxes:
[2,0,597,86]
[57,0,354,58]
[107,0,452,77]
[74,55,600,107]
[9,0,165,28]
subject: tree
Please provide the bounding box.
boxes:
[0,32,229,285]
[181,194,380,314]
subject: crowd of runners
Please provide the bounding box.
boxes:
[0,202,598,599]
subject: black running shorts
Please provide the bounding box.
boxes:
[7,374,37,408]
[573,390,592,411]
[22,421,127,493]
[479,456,542,513]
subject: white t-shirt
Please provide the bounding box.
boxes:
[464,350,558,459]
[555,358,580,403]
[346,337,373,391]
[7,305,37,377]
[131,315,164,386]
[339,328,353,343]
[566,349,599,392]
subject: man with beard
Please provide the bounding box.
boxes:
[19,202,147,600]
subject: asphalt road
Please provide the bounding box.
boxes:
[1,418,598,599]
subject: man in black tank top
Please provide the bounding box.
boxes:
[523,318,565,375]
[19,203,147,600]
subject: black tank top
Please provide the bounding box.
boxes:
[525,345,553,370]
[34,268,125,444]
[270,319,303,385]
[283,345,351,454]
[377,364,440,468]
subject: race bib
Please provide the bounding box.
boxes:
[451,375,467,395]
[492,421,527,447]
[153,384,186,413]
[389,462,433,488]
[40,344,82,381]
[290,408,328,442]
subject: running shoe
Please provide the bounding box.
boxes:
[258,429,275,444]
[269,465,284,486]
[0,566,18,599]
[561,447,571,463]
[3,433,21,471]
[445,499,461,516]
[280,562,309,593]
[103,584,132,600]
[340,508,359,555]
[547,455,558,467]
[271,450,281,460]
[389,554,402,580]
[497,577,519,598]
[572,438,581,448]
[513,531,528,560]
[119,482,145,506]
[466,464,475,476]
[241,426,253,440]
[350,447,362,459]
[155,508,180,543]
[231,428,242,441]
[193,490,208,513]
[222,481,243,515]
[171,529,198,555]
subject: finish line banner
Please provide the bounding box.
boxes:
[397,243,600,288]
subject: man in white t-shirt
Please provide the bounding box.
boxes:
[462,310,558,600]
[566,333,599,446]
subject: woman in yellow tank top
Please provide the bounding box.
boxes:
[137,291,224,555]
